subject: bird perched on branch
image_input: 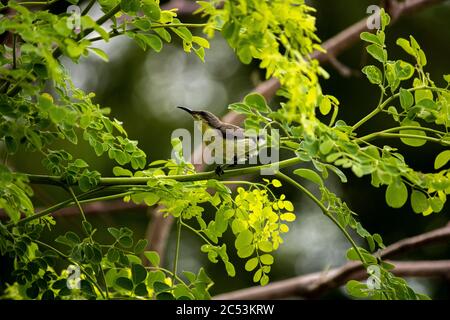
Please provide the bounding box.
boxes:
[177,106,260,175]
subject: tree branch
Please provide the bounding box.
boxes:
[143,0,446,265]
[313,0,445,64]
[161,0,200,16]
[215,260,450,300]
[214,223,450,299]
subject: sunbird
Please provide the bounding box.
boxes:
[177,106,260,175]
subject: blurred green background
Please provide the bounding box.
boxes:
[4,0,450,298]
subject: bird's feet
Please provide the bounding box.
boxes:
[215,165,225,176]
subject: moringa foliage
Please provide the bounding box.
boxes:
[0,0,449,300]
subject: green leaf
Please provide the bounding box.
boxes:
[5,136,18,154]
[146,34,163,52]
[237,245,254,258]
[107,247,119,263]
[346,247,360,261]
[366,44,386,63]
[108,227,121,240]
[360,32,382,45]
[153,281,171,293]
[192,36,210,48]
[144,251,160,267]
[325,164,347,183]
[260,274,269,286]
[26,283,39,299]
[229,103,251,115]
[272,179,282,188]
[346,280,369,298]
[65,231,80,243]
[362,65,382,85]
[154,28,171,42]
[88,47,109,62]
[258,241,273,253]
[280,213,296,222]
[224,261,236,277]
[144,193,160,206]
[221,20,236,39]
[130,192,147,204]
[293,168,323,186]
[237,45,252,64]
[170,26,192,43]
[244,93,269,112]
[245,257,259,271]
[52,279,67,290]
[82,221,93,235]
[80,280,95,297]
[55,235,74,248]
[134,283,148,296]
[434,150,450,170]
[235,229,253,249]
[429,197,444,213]
[444,74,450,84]
[118,236,133,248]
[381,9,391,29]
[41,290,54,300]
[38,93,53,110]
[253,269,262,282]
[399,88,414,110]
[319,139,334,155]
[136,34,163,52]
[283,201,294,212]
[417,49,427,67]
[141,0,161,21]
[386,61,399,92]
[396,38,415,56]
[25,129,42,149]
[73,159,88,168]
[113,166,133,177]
[194,47,205,62]
[116,277,133,291]
[319,96,332,115]
[147,271,165,287]
[131,263,147,284]
[410,190,428,214]
[414,88,433,103]
[385,180,408,208]
[395,60,414,80]
[127,255,142,266]
[183,271,196,284]
[157,292,175,300]
[121,0,140,13]
[133,19,152,31]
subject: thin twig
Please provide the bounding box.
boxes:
[81,0,96,16]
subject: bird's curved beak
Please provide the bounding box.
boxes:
[177,106,193,115]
